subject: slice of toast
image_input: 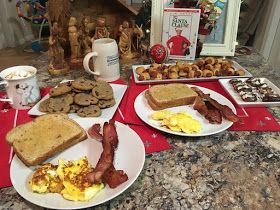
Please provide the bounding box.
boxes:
[145,83,198,110]
[6,114,87,166]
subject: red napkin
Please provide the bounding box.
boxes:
[0,88,50,188]
[113,84,172,154]
[123,77,280,131]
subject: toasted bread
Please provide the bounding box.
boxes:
[145,83,198,110]
[6,114,87,166]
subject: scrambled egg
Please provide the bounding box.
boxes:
[31,156,104,201]
[152,110,202,134]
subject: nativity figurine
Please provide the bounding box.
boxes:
[48,22,69,75]
[118,20,144,60]
[93,17,109,40]
[79,16,92,55]
[68,16,83,65]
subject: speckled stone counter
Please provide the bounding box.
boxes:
[1,49,280,210]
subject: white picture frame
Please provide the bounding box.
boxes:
[150,0,241,57]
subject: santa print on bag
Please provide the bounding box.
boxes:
[162,8,200,60]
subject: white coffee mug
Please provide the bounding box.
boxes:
[0,66,41,110]
[83,38,120,82]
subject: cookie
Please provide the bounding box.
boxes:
[98,98,116,109]
[60,94,74,104]
[47,97,71,113]
[77,105,101,117]
[74,93,99,106]
[38,98,50,112]
[72,78,96,90]
[92,81,113,100]
[49,85,72,97]
[69,104,81,113]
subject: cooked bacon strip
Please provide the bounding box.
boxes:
[205,101,222,124]
[88,123,103,141]
[103,165,128,188]
[86,119,128,188]
[193,96,222,124]
[192,87,239,123]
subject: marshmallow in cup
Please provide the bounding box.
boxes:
[0,66,41,110]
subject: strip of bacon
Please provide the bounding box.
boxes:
[192,87,240,123]
[88,123,103,141]
[193,96,222,124]
[103,165,128,188]
[86,120,128,188]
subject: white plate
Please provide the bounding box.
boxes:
[132,61,252,84]
[134,85,236,137]
[28,83,127,119]
[10,118,145,209]
[219,78,280,107]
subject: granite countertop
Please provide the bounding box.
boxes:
[1,49,280,210]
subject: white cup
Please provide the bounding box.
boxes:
[83,38,120,82]
[0,66,41,110]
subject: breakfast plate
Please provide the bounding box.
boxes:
[134,85,236,137]
[132,61,252,84]
[10,118,145,209]
[28,83,127,119]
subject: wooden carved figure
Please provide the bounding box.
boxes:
[68,16,82,64]
[48,22,69,75]
[93,17,109,40]
[79,17,92,55]
[118,20,144,59]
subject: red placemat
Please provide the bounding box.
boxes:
[123,76,280,131]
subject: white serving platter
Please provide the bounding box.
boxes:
[132,60,252,84]
[219,78,280,107]
[28,83,127,120]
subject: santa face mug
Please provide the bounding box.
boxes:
[83,38,120,82]
[0,66,41,110]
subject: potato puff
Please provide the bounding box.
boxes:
[234,69,245,76]
[149,69,159,79]
[194,59,205,67]
[183,64,192,72]
[191,64,200,71]
[160,64,169,73]
[205,57,215,65]
[205,64,214,70]
[176,60,186,71]
[136,66,146,75]
[169,65,179,73]
[162,71,169,79]
[200,65,205,71]
[214,63,222,70]
[188,70,196,78]
[212,68,221,76]
[221,62,231,71]
[226,68,235,76]
[195,70,203,78]
[154,73,163,80]
[202,69,213,77]
[138,71,150,81]
[178,70,188,77]
[168,71,179,79]
[150,63,160,68]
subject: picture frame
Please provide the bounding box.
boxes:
[150,0,241,57]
